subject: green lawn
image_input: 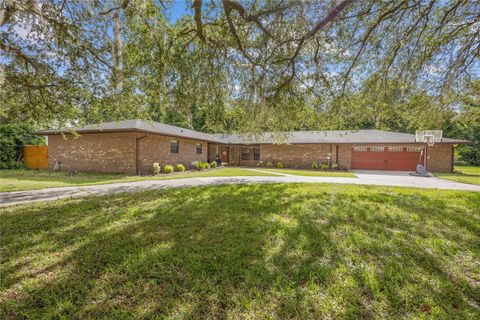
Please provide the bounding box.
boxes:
[1,184,479,319]
[257,168,357,177]
[0,168,277,192]
[434,165,480,185]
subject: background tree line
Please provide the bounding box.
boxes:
[0,0,478,164]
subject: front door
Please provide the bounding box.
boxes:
[220,146,229,163]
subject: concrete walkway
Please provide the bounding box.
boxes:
[1,170,478,207]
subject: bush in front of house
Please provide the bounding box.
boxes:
[276,162,284,168]
[320,163,329,170]
[152,163,161,175]
[175,164,185,172]
[193,161,210,170]
[256,161,264,167]
[210,161,217,168]
[311,161,319,170]
[332,163,338,170]
[266,161,273,167]
[163,165,174,173]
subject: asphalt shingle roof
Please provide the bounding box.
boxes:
[38,120,226,143]
[214,130,469,144]
[38,120,470,144]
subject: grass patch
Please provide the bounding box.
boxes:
[434,165,480,185]
[1,184,479,319]
[258,168,356,177]
[0,168,277,192]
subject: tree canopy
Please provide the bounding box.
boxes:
[1,0,479,139]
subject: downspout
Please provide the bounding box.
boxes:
[136,133,148,175]
[451,145,455,172]
[335,145,339,166]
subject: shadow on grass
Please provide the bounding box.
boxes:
[0,169,128,187]
[1,184,479,319]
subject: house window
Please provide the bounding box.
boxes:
[196,143,202,154]
[241,147,250,160]
[253,147,260,161]
[407,146,423,152]
[170,140,179,153]
[388,146,403,152]
[370,147,385,152]
[353,146,367,152]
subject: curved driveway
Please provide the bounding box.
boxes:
[1,170,478,207]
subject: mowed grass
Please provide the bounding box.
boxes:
[1,184,479,319]
[0,168,277,192]
[434,165,480,185]
[258,168,356,177]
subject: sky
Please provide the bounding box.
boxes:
[168,1,192,24]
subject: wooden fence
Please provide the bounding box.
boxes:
[24,145,48,169]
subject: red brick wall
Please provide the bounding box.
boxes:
[224,144,334,168]
[426,144,453,172]
[138,133,207,173]
[47,133,454,174]
[47,132,137,174]
[337,144,352,170]
[260,144,334,168]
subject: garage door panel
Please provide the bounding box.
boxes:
[352,147,421,171]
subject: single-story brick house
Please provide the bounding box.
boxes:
[38,120,470,174]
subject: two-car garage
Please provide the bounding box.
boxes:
[351,146,423,171]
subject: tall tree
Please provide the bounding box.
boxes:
[1,0,478,134]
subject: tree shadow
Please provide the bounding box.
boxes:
[1,184,479,319]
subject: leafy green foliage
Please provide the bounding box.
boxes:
[152,163,161,175]
[0,124,45,169]
[163,165,174,173]
[452,81,480,165]
[276,162,284,168]
[311,162,319,170]
[1,1,478,137]
[175,164,185,172]
[193,161,210,170]
[209,161,217,168]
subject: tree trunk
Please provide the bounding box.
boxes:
[113,7,123,91]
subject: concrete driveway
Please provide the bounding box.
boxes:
[1,170,478,207]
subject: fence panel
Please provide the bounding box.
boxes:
[24,145,48,169]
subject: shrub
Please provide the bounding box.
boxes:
[0,124,45,169]
[332,163,338,170]
[256,161,264,167]
[175,164,185,172]
[311,161,319,169]
[320,163,329,170]
[163,165,174,173]
[192,161,201,170]
[152,163,161,175]
[210,161,217,168]
[193,161,209,170]
[276,162,284,168]
[266,161,273,168]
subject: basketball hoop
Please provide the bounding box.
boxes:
[425,135,435,147]
[416,130,442,146]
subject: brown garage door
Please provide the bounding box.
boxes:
[351,146,422,171]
